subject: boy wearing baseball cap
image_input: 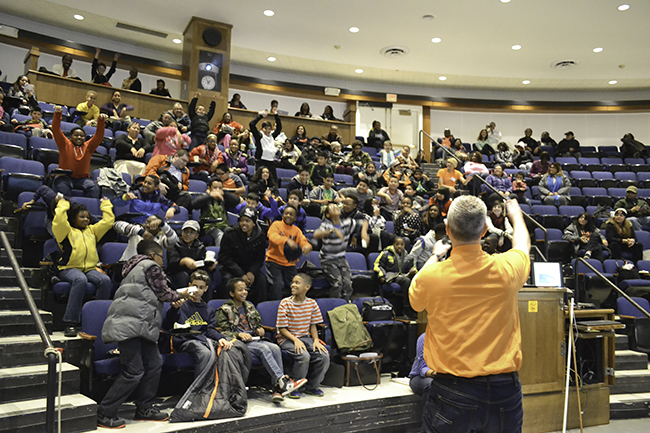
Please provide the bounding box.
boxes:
[167,220,216,291]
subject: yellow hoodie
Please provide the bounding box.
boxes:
[52,199,115,272]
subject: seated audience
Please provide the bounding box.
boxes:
[540,131,557,149]
[152,121,190,158]
[266,206,312,300]
[494,142,515,168]
[403,184,427,211]
[52,198,114,337]
[381,162,410,189]
[192,177,240,247]
[408,224,446,271]
[614,186,650,231]
[345,142,373,175]
[143,111,173,145]
[485,164,513,201]
[474,128,494,155]
[11,106,52,138]
[121,66,142,92]
[279,138,304,172]
[222,139,249,183]
[514,143,534,171]
[99,90,133,132]
[428,187,452,217]
[309,174,342,216]
[114,121,151,178]
[53,54,79,79]
[52,106,105,198]
[170,103,190,134]
[485,201,513,252]
[421,204,444,234]
[8,75,38,114]
[291,125,309,148]
[512,171,531,206]
[248,165,278,198]
[556,131,581,158]
[167,220,215,289]
[275,273,330,399]
[339,179,373,212]
[449,139,469,163]
[409,333,433,398]
[122,174,178,224]
[250,108,282,183]
[379,140,400,170]
[217,207,268,303]
[621,133,649,159]
[310,152,334,186]
[563,212,607,261]
[329,142,350,175]
[75,91,100,126]
[96,240,191,429]
[378,176,403,221]
[162,270,231,379]
[150,79,172,97]
[362,198,387,252]
[300,136,319,164]
[463,151,490,196]
[188,93,217,148]
[518,128,540,155]
[410,168,435,197]
[373,237,417,318]
[368,120,390,149]
[437,158,466,195]
[91,48,118,85]
[189,133,223,182]
[538,162,571,206]
[277,190,308,232]
[530,151,551,181]
[213,112,244,149]
[113,214,178,262]
[216,278,306,402]
[605,208,643,262]
[321,125,344,147]
[229,93,246,109]
[234,191,280,226]
[393,196,424,244]
[0,91,11,132]
[295,102,313,118]
[321,105,339,121]
[144,149,192,210]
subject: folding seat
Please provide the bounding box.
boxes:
[608,187,627,200]
[580,146,599,158]
[630,164,650,173]
[504,168,518,178]
[531,185,541,200]
[361,147,375,156]
[532,204,563,229]
[316,298,347,350]
[616,297,650,353]
[582,187,611,207]
[539,145,554,158]
[132,118,152,128]
[69,197,102,220]
[637,173,650,187]
[519,203,531,215]
[560,205,586,225]
[206,246,222,298]
[0,157,44,201]
[570,171,596,188]
[0,142,25,159]
[59,120,79,133]
[598,146,619,157]
[18,191,50,240]
[572,258,616,307]
[569,187,586,207]
[92,169,131,186]
[355,136,366,145]
[162,206,190,233]
[334,173,354,187]
[534,227,571,263]
[276,168,298,179]
[607,164,628,174]
[601,157,624,166]
[278,187,287,202]
[188,179,207,193]
[615,172,638,188]
[346,252,375,297]
[295,251,328,290]
[385,221,394,234]
[100,242,128,293]
[635,230,650,251]
[591,171,616,188]
[0,130,28,154]
[555,157,578,165]
[304,216,322,237]
[207,299,227,311]
[625,158,646,166]
[638,189,650,199]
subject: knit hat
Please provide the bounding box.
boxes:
[239,206,257,224]
[626,185,638,194]
[182,220,200,232]
[614,208,627,216]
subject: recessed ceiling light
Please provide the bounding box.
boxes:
[609,80,618,85]
[618,4,630,11]
[263,10,275,17]
[592,47,603,53]
[421,14,435,20]
[267,56,276,62]
[431,37,442,44]
[355,69,363,74]
[172,38,182,44]
[511,44,522,50]
[349,27,360,33]
[501,0,512,3]
[438,76,447,81]
[73,14,84,20]
[522,80,531,85]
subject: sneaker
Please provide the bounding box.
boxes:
[134,407,169,422]
[272,390,284,403]
[97,413,126,429]
[280,377,308,397]
[288,390,301,399]
[64,325,78,338]
[584,251,592,259]
[304,388,325,397]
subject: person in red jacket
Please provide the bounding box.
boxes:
[52,105,106,198]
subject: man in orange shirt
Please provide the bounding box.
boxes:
[410,196,530,433]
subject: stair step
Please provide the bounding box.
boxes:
[0,335,81,368]
[610,393,650,419]
[0,217,19,232]
[616,350,649,371]
[0,310,52,337]
[0,363,79,404]
[615,333,629,351]
[0,287,41,310]
[612,367,650,394]
[0,267,39,288]
[0,248,23,267]
[0,232,16,249]
[0,394,97,433]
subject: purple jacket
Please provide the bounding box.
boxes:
[223,150,248,175]
[486,174,513,193]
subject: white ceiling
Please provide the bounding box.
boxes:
[2,0,650,92]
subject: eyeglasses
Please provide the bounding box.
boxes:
[151,252,164,260]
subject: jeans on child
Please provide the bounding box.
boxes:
[53,175,100,198]
[279,336,330,390]
[247,339,284,381]
[98,337,162,418]
[266,262,297,300]
[179,339,212,379]
[321,257,353,301]
[59,268,112,324]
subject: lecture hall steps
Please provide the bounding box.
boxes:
[611,334,650,419]
[0,221,97,433]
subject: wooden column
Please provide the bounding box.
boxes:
[423,106,431,162]
[182,17,232,128]
[24,47,40,75]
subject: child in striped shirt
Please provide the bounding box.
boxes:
[276,274,330,399]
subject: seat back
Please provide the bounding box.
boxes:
[188,179,207,193]
[207,299,227,311]
[532,205,559,215]
[573,258,604,275]
[81,300,116,361]
[100,243,127,265]
[0,131,28,150]
[69,197,102,219]
[591,172,613,180]
[635,230,650,250]
[346,252,368,271]
[257,300,282,329]
[316,298,347,326]
[617,297,650,318]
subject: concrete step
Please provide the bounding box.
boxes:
[0,362,80,404]
[611,365,650,394]
[0,248,23,267]
[610,393,650,419]
[0,334,86,368]
[0,232,16,249]
[0,217,19,233]
[0,310,52,338]
[0,287,41,310]
[615,333,629,351]
[0,267,39,288]
[0,394,97,433]
[616,350,649,371]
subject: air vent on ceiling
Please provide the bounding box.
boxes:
[380,46,410,58]
[552,60,578,70]
[116,22,168,39]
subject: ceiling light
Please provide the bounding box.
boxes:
[349,27,360,33]
[73,14,84,20]
[263,10,274,17]
[522,80,531,85]
[172,38,182,44]
[511,44,522,50]
[618,4,630,11]
[355,69,363,74]
[421,14,435,20]
[431,37,442,43]
[501,0,512,3]
[609,80,618,85]
[592,47,603,53]
[438,76,447,81]
[267,56,276,62]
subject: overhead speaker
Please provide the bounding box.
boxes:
[202,27,222,47]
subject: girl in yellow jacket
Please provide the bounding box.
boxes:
[52,198,115,337]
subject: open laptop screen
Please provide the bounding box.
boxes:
[532,262,563,288]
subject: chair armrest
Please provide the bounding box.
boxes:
[262,325,276,332]
[78,332,97,341]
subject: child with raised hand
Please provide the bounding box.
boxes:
[216,278,307,403]
[113,214,178,262]
[162,270,232,379]
[52,197,114,337]
[188,92,217,149]
[276,273,330,399]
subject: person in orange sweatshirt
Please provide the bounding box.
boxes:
[266,205,312,300]
[52,105,107,198]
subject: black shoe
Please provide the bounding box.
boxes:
[97,413,126,429]
[134,407,169,422]
[64,325,78,338]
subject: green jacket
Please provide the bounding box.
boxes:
[216,299,263,339]
[613,197,650,218]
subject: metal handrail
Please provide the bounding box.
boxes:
[574,257,650,319]
[418,130,549,251]
[0,231,58,433]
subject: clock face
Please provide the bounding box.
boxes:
[201,75,216,90]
